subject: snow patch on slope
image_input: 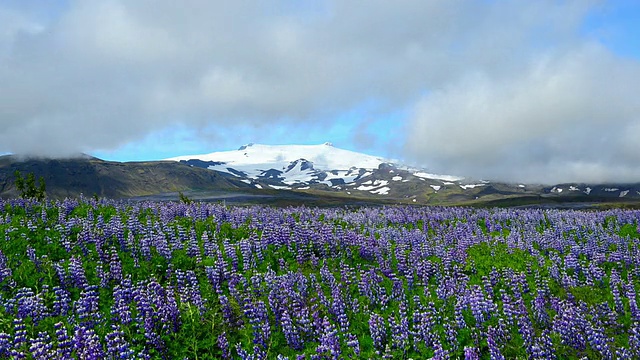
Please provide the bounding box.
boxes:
[414,172,463,182]
[169,143,385,171]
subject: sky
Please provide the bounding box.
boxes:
[1,0,639,184]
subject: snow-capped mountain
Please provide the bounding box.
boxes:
[169,143,386,185]
[165,143,640,204]
[2,144,639,205]
[165,143,483,197]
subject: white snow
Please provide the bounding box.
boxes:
[356,180,389,191]
[322,170,360,186]
[226,170,242,177]
[620,190,629,197]
[281,161,316,185]
[443,182,455,185]
[551,187,563,193]
[430,185,441,191]
[167,143,471,188]
[269,185,291,190]
[569,186,579,191]
[255,184,262,189]
[168,143,385,185]
[240,179,251,184]
[298,186,310,190]
[414,172,463,182]
[604,188,619,192]
[585,187,592,195]
[459,184,486,190]
[518,184,525,188]
[370,187,390,195]
[169,143,385,170]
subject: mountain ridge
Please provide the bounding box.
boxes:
[1,144,640,207]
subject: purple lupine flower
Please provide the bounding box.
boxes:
[53,260,70,289]
[530,329,556,360]
[95,264,109,288]
[111,284,133,325]
[133,281,164,351]
[73,325,105,359]
[629,321,640,357]
[253,345,267,360]
[432,339,450,360]
[74,285,102,329]
[444,321,458,353]
[281,309,302,350]
[219,295,238,326]
[369,312,387,351]
[454,298,467,329]
[236,343,254,360]
[345,332,360,356]
[14,287,48,324]
[610,269,624,315]
[412,301,438,349]
[390,299,409,352]
[162,284,182,333]
[316,316,341,360]
[0,332,10,358]
[486,326,505,360]
[626,282,640,322]
[218,333,231,360]
[463,346,480,360]
[330,285,350,331]
[617,347,633,359]
[29,331,54,360]
[106,249,122,286]
[468,285,487,325]
[54,322,73,359]
[585,319,613,359]
[0,250,12,284]
[69,255,88,289]
[515,297,535,356]
[245,300,270,350]
[105,324,135,359]
[11,318,27,359]
[552,300,587,351]
[532,290,549,326]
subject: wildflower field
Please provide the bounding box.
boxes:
[1,198,639,359]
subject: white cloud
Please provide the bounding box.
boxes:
[406,43,640,183]
[0,0,639,183]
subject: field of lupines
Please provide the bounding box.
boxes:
[1,198,640,359]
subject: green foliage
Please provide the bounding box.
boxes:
[1,200,639,359]
[619,223,640,239]
[178,191,193,205]
[14,170,46,201]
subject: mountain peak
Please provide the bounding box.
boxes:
[237,143,255,151]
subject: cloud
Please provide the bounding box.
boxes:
[405,43,640,184]
[1,0,639,183]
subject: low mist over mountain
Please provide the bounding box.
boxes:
[167,143,640,206]
[0,155,250,199]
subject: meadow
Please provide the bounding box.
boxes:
[0,198,639,359]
